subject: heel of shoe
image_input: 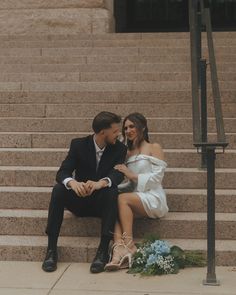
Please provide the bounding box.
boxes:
[104,241,125,271]
[119,253,132,269]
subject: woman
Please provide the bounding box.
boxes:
[105,112,168,271]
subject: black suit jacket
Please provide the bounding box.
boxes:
[56,135,127,187]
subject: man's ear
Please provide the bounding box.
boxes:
[97,130,105,139]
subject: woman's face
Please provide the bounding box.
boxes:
[124,119,138,142]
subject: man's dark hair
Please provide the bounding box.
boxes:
[92,111,121,134]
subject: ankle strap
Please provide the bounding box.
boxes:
[122,232,133,242]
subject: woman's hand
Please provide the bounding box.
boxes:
[114,164,138,182]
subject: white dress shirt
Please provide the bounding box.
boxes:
[63,136,112,189]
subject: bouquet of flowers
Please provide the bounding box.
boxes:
[129,237,206,276]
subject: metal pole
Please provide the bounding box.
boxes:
[189,0,201,143]
[203,147,220,286]
[197,2,202,87]
[200,59,207,168]
[205,8,226,143]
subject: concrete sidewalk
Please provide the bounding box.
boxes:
[0,262,235,295]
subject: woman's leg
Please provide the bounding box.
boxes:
[118,193,148,252]
[113,221,123,243]
[107,221,127,265]
[105,193,148,270]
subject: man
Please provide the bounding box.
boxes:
[42,112,127,273]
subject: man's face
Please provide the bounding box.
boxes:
[103,123,120,145]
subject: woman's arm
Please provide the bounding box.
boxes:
[137,143,166,192]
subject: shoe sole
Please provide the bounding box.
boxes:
[42,265,57,272]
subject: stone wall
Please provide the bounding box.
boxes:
[104,0,115,31]
[0,0,113,34]
[0,0,105,9]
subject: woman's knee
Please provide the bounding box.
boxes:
[118,193,130,206]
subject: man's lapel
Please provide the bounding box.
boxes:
[96,144,112,176]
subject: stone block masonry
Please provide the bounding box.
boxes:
[0,0,113,34]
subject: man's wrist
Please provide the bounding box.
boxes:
[99,179,109,188]
[100,177,112,187]
[68,179,76,188]
[63,177,74,190]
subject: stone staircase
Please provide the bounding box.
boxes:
[0,31,235,266]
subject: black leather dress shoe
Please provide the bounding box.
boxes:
[90,248,109,273]
[42,249,58,272]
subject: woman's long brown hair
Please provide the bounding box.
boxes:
[122,113,150,150]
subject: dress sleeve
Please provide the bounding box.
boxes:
[118,180,134,193]
[137,159,167,192]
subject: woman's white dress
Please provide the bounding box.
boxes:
[118,154,168,218]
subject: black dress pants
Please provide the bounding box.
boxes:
[45,183,118,239]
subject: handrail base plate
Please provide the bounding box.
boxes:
[203,279,220,286]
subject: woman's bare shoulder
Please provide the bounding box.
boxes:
[150,143,164,160]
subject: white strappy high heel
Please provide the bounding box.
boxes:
[105,232,137,271]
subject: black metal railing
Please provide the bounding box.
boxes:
[189,0,228,286]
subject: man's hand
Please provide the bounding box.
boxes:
[68,180,90,197]
[85,180,108,195]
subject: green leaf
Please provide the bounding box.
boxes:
[184,251,206,267]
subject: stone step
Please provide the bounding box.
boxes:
[0,56,88,65]
[0,46,235,57]
[0,54,235,65]
[0,132,235,149]
[0,72,235,82]
[0,32,235,41]
[0,8,111,35]
[0,166,235,189]
[1,90,235,104]
[0,148,235,168]
[0,82,235,93]
[0,103,235,118]
[0,235,235,265]
[0,63,141,73]
[0,81,234,92]
[0,186,51,210]
[86,54,236,64]
[134,63,235,73]
[164,149,236,168]
[0,34,234,47]
[0,186,235,213]
[165,189,236,213]
[0,210,235,240]
[42,47,236,57]
[78,72,236,82]
[0,72,193,82]
[8,63,233,74]
[0,235,234,266]
[0,0,104,10]
[0,117,235,132]
[1,38,236,48]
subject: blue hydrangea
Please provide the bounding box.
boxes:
[149,240,171,255]
[130,238,205,275]
[146,253,158,266]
